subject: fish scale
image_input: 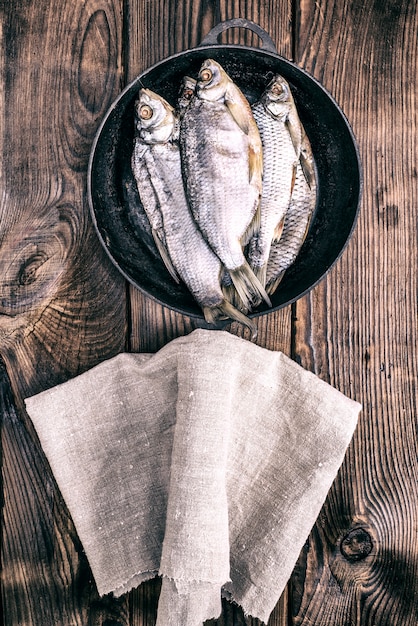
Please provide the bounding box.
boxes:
[181,98,257,265]
[266,159,317,293]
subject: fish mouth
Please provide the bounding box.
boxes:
[264,76,289,102]
[138,88,155,104]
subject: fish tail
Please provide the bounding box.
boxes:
[151,230,180,284]
[202,302,258,339]
[252,263,268,292]
[266,270,285,296]
[229,262,272,310]
[221,269,249,311]
[221,283,250,313]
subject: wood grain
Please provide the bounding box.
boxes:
[291,1,418,624]
[0,0,126,395]
[1,0,128,624]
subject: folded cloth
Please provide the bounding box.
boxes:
[25,329,361,625]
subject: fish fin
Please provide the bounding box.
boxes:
[299,211,314,248]
[202,302,258,339]
[242,198,262,246]
[151,230,180,284]
[285,112,303,158]
[289,120,315,188]
[272,216,286,243]
[252,263,268,293]
[225,84,263,185]
[266,271,286,296]
[225,83,252,133]
[221,283,250,314]
[229,262,271,310]
[248,142,263,186]
[300,146,316,189]
[291,162,298,194]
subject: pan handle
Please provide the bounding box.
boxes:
[199,19,278,54]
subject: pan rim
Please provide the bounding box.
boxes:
[88,43,362,321]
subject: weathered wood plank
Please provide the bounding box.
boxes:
[291,1,418,624]
[1,0,129,623]
[0,0,126,393]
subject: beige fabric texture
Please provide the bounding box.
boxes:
[25,329,361,625]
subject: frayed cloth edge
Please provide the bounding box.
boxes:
[101,569,159,598]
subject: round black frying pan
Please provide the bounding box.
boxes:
[88,19,362,321]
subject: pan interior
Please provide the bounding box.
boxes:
[89,46,361,319]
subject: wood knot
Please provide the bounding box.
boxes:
[79,10,112,114]
[340,527,373,562]
[0,208,76,316]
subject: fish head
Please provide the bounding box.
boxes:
[135,88,177,143]
[196,59,230,102]
[177,76,197,115]
[262,75,293,121]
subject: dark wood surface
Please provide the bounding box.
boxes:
[1,1,417,624]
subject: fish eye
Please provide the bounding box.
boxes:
[183,88,194,100]
[199,68,213,83]
[139,104,153,120]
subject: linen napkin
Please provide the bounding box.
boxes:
[25,329,361,625]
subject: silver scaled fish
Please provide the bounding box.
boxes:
[266,158,317,294]
[131,88,257,335]
[180,58,270,311]
[248,75,314,289]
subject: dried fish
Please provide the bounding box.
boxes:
[180,58,270,311]
[266,158,317,294]
[248,75,312,288]
[131,88,257,335]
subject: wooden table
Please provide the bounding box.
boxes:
[1,1,417,624]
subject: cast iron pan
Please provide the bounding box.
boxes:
[88,19,362,321]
